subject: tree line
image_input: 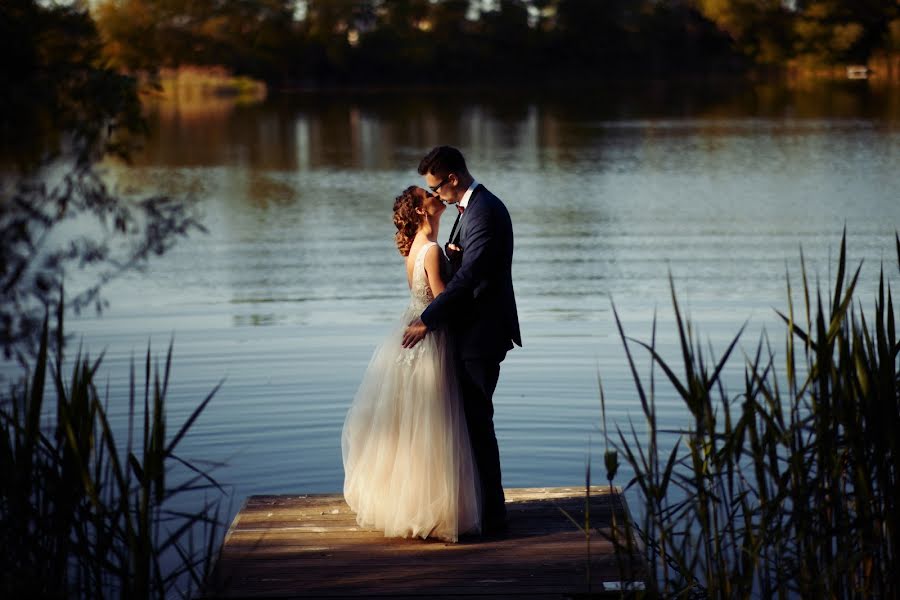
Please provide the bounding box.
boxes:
[90,0,900,86]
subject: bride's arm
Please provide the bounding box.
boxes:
[423,244,446,297]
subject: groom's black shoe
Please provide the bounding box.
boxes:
[482,520,508,537]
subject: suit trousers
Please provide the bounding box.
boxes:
[459,356,506,527]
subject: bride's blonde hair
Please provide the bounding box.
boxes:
[393,186,424,256]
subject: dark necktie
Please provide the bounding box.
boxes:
[457,204,465,215]
[448,208,462,246]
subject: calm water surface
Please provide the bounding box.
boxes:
[14,82,900,523]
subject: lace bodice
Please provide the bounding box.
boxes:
[395,242,442,368]
[409,241,439,311]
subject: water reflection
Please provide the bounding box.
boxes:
[117,81,900,328]
[135,81,897,172]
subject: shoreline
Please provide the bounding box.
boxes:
[132,60,900,101]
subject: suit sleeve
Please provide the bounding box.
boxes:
[421,205,496,330]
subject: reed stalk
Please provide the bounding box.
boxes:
[601,231,899,598]
[0,293,225,599]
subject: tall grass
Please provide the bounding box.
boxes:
[0,296,225,599]
[603,232,899,598]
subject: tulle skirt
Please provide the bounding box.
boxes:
[342,307,481,542]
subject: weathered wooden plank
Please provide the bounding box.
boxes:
[203,486,645,599]
[216,545,624,564]
[234,503,619,520]
[234,502,618,522]
[241,488,621,508]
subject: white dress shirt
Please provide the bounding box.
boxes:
[458,180,479,211]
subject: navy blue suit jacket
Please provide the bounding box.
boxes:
[421,185,521,360]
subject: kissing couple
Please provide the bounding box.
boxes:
[341,146,522,542]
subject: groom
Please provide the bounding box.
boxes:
[402,146,521,534]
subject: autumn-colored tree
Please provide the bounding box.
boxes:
[95,0,295,79]
[378,0,432,30]
[83,0,900,84]
[694,0,793,64]
[792,0,898,64]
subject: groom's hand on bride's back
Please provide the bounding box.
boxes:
[402,318,429,349]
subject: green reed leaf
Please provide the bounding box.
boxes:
[826,261,862,344]
[628,337,691,403]
[707,322,747,394]
[557,505,586,534]
[169,453,224,494]
[128,452,145,482]
[831,226,847,316]
[895,232,899,274]
[669,272,695,388]
[26,312,49,448]
[165,379,222,457]
[659,437,682,499]
[775,309,814,352]
[611,299,651,418]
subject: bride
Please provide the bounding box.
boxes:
[341,186,481,542]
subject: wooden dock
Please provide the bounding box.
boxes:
[202,486,645,599]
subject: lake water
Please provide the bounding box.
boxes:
[8,81,899,525]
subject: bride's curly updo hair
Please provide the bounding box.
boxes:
[393,186,424,256]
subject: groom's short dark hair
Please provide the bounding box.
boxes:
[418,146,468,178]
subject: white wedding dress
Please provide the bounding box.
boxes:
[342,242,481,542]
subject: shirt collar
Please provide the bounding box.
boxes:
[458,180,479,210]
